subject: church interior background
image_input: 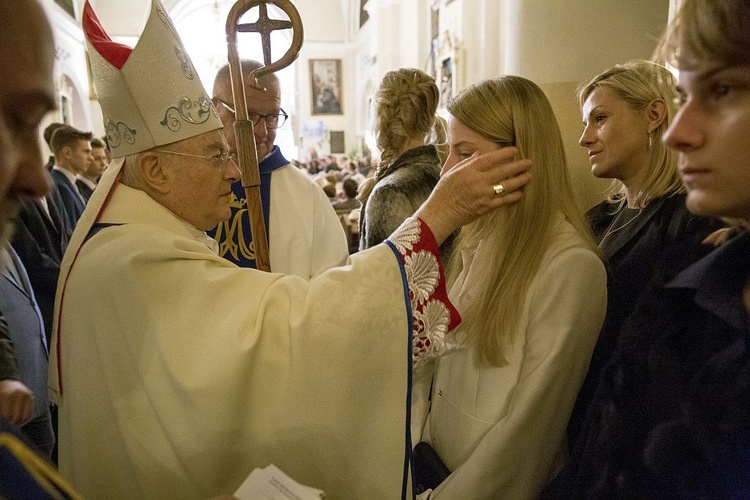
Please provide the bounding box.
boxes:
[43,0,681,211]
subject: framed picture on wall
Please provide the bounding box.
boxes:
[310,59,343,115]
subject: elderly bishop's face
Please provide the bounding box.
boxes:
[158,130,241,231]
[0,0,56,248]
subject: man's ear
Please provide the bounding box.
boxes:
[139,152,172,195]
[647,99,667,133]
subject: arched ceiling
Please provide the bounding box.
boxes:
[78,0,350,102]
[83,0,348,41]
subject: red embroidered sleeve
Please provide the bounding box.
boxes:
[387,217,461,369]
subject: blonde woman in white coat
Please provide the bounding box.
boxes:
[412,76,607,499]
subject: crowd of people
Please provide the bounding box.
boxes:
[1,0,749,498]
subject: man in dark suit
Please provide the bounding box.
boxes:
[75,137,107,203]
[49,125,92,227]
[11,194,69,345]
[0,244,53,457]
[75,177,93,204]
[13,123,75,346]
[13,127,72,344]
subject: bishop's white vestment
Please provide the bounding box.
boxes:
[50,177,458,499]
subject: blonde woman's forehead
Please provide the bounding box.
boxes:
[448,116,492,146]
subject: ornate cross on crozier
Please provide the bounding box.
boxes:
[236,3,293,68]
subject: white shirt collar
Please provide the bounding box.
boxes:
[53,165,79,188]
[76,174,97,190]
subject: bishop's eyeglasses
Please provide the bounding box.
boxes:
[213,98,288,129]
[154,149,234,169]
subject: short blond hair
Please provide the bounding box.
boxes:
[578,60,683,207]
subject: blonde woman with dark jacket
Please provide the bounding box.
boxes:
[412,76,607,499]
[568,60,722,448]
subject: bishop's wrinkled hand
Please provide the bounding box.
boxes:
[416,147,532,245]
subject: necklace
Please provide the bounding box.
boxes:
[598,206,643,248]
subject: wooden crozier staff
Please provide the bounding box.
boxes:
[225,0,304,272]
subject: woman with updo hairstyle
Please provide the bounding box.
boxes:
[411,76,607,498]
[357,68,446,250]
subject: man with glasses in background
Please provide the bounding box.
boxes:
[210,60,348,278]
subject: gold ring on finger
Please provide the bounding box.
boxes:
[493,183,505,196]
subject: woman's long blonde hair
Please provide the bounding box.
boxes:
[446,76,597,366]
[577,60,683,208]
[357,68,441,204]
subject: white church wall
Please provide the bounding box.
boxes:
[504,0,670,210]
[40,0,96,151]
[427,0,670,210]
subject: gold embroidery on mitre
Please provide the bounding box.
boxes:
[160,94,214,132]
[156,4,179,40]
[174,46,195,80]
[105,120,137,148]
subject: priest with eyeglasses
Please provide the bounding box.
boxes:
[209,59,349,278]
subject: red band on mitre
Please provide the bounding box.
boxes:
[83,1,132,70]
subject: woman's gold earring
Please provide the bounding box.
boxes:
[648,132,653,150]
